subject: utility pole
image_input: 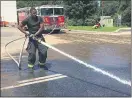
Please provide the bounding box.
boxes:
[102,0,104,17]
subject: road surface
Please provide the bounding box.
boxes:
[1,27,131,97]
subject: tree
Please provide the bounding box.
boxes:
[16,0,131,26]
[16,0,64,8]
[64,1,98,26]
[100,0,131,27]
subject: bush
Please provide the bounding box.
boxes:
[85,18,95,26]
[67,18,96,26]
[67,19,84,26]
[67,19,77,26]
[76,19,84,26]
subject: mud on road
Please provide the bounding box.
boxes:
[52,31,131,69]
[53,31,131,45]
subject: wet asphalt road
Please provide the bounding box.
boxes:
[1,29,131,97]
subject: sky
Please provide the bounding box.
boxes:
[1,1,17,23]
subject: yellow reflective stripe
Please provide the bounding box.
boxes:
[28,64,34,68]
[39,62,45,65]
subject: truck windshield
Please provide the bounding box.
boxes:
[54,8,64,15]
[41,8,53,16]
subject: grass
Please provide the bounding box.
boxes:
[67,26,128,32]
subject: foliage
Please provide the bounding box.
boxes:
[101,0,131,27]
[16,0,131,27]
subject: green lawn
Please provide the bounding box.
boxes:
[68,26,127,32]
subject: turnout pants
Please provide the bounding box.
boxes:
[26,36,48,67]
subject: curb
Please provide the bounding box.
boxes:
[62,28,131,33]
[114,28,131,33]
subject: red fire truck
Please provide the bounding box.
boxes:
[17,5,65,33]
[0,16,9,27]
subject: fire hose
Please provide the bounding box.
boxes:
[5,28,131,86]
[5,27,55,70]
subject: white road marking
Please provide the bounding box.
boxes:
[1,74,67,90]
[1,56,27,60]
[18,74,63,84]
[2,39,131,88]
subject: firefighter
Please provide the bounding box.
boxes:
[92,18,101,29]
[18,7,48,71]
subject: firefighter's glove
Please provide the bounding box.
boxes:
[25,33,30,37]
[29,34,36,40]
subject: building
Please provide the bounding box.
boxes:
[1,1,17,27]
[100,16,113,27]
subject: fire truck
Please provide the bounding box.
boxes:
[0,16,9,27]
[17,5,65,33]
